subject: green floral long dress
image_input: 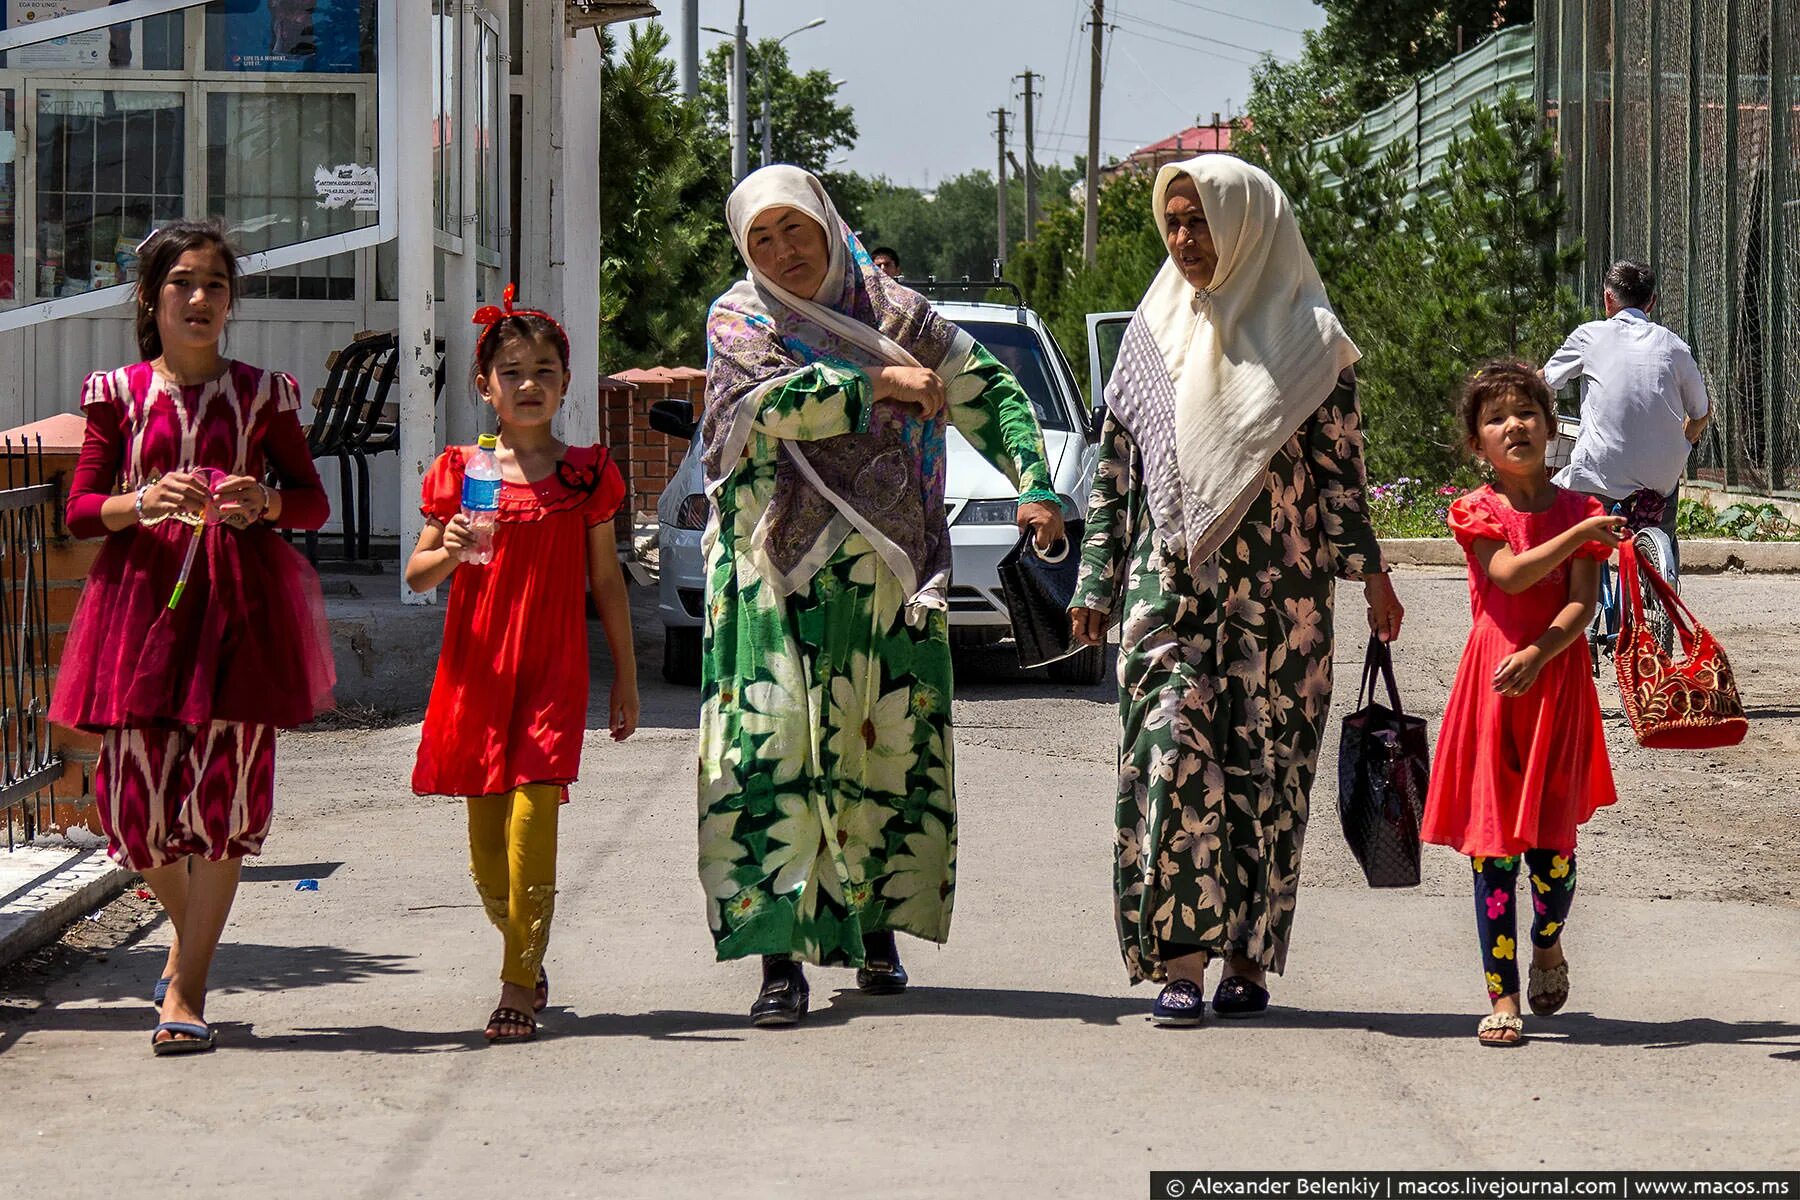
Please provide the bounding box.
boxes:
[699,345,1056,966]
[1071,373,1385,984]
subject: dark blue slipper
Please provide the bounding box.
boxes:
[151,1021,215,1056]
[152,976,171,1007]
[1151,978,1205,1027]
[1212,975,1270,1018]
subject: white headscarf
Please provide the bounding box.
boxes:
[1106,154,1360,564]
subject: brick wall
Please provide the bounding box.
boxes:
[603,367,705,523]
[1,413,101,836]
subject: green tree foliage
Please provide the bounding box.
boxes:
[598,23,736,369]
[1241,0,1532,162]
[1363,91,1584,478]
[857,163,1083,282]
[1014,91,1581,483]
[699,40,864,221]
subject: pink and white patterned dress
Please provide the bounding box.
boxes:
[50,360,334,870]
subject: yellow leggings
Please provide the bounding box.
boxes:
[467,784,560,989]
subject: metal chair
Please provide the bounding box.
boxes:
[303,332,445,563]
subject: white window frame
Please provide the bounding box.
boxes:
[0,0,396,331]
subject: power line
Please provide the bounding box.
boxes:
[1048,1,1085,149]
[1109,23,1262,69]
[1156,0,1305,35]
[1110,10,1293,62]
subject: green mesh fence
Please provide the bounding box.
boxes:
[1545,0,1800,492]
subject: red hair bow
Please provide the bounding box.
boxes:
[471,282,570,360]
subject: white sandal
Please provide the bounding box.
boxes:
[1477,1012,1525,1047]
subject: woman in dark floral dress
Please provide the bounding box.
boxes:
[1070,155,1405,1026]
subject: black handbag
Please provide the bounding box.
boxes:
[996,520,1084,670]
[1336,636,1430,888]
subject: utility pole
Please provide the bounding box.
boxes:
[994,107,1010,273]
[1016,69,1040,242]
[731,0,749,181]
[1083,0,1104,265]
[680,0,699,98]
[762,73,773,167]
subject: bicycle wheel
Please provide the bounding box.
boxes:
[1629,529,1678,656]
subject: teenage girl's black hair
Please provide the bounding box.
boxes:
[133,220,241,361]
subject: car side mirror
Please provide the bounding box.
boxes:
[649,398,697,441]
[1088,404,1107,442]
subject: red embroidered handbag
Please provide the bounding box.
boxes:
[1614,541,1748,749]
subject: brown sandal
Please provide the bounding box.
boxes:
[1527,960,1569,1016]
[484,1006,537,1044]
[534,967,549,1013]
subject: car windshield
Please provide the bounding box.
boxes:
[954,320,1073,432]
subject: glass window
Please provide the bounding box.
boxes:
[35,89,185,298]
[0,8,184,71]
[1,88,15,301]
[507,0,521,76]
[204,0,375,73]
[433,2,459,239]
[956,320,1074,432]
[207,91,362,299]
[1,3,389,316]
[475,13,500,260]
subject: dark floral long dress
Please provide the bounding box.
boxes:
[1071,371,1385,984]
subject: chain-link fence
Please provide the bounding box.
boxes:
[1542,0,1800,493]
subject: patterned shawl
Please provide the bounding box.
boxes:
[1105,154,1360,564]
[703,165,973,617]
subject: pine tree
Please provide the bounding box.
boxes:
[597,23,736,369]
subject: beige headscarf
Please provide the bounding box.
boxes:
[1106,154,1360,564]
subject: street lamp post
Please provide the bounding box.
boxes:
[703,13,824,181]
[761,18,826,168]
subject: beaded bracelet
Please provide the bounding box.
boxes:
[133,482,151,522]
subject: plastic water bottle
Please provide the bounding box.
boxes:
[460,434,502,564]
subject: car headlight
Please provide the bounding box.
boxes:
[953,499,1019,525]
[673,495,709,530]
[953,494,1081,525]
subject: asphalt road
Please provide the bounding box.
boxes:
[2,570,1796,1198]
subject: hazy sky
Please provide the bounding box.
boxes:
[622,0,1328,187]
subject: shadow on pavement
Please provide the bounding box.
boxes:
[1258,1006,1800,1055]
[0,942,420,1055]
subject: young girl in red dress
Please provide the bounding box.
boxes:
[50,221,334,1055]
[1422,359,1626,1049]
[405,288,637,1045]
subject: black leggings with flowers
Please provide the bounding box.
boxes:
[1473,851,1577,999]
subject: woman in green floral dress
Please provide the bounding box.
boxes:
[698,166,1064,1027]
[1070,155,1405,1026]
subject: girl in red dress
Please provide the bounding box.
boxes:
[1422,360,1625,1049]
[50,221,335,1055]
[405,289,636,1045]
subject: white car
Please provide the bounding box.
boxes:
[652,288,1108,686]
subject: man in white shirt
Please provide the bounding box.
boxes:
[1542,260,1711,563]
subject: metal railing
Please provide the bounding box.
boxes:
[0,438,62,850]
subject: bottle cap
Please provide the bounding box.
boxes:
[477,434,498,450]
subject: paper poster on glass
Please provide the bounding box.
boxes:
[206,0,374,74]
[8,1,103,68]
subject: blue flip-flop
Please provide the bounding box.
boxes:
[151,1021,215,1056]
[152,976,172,1007]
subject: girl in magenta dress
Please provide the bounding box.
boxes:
[49,221,334,1055]
[1422,360,1624,1048]
[405,289,636,1045]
